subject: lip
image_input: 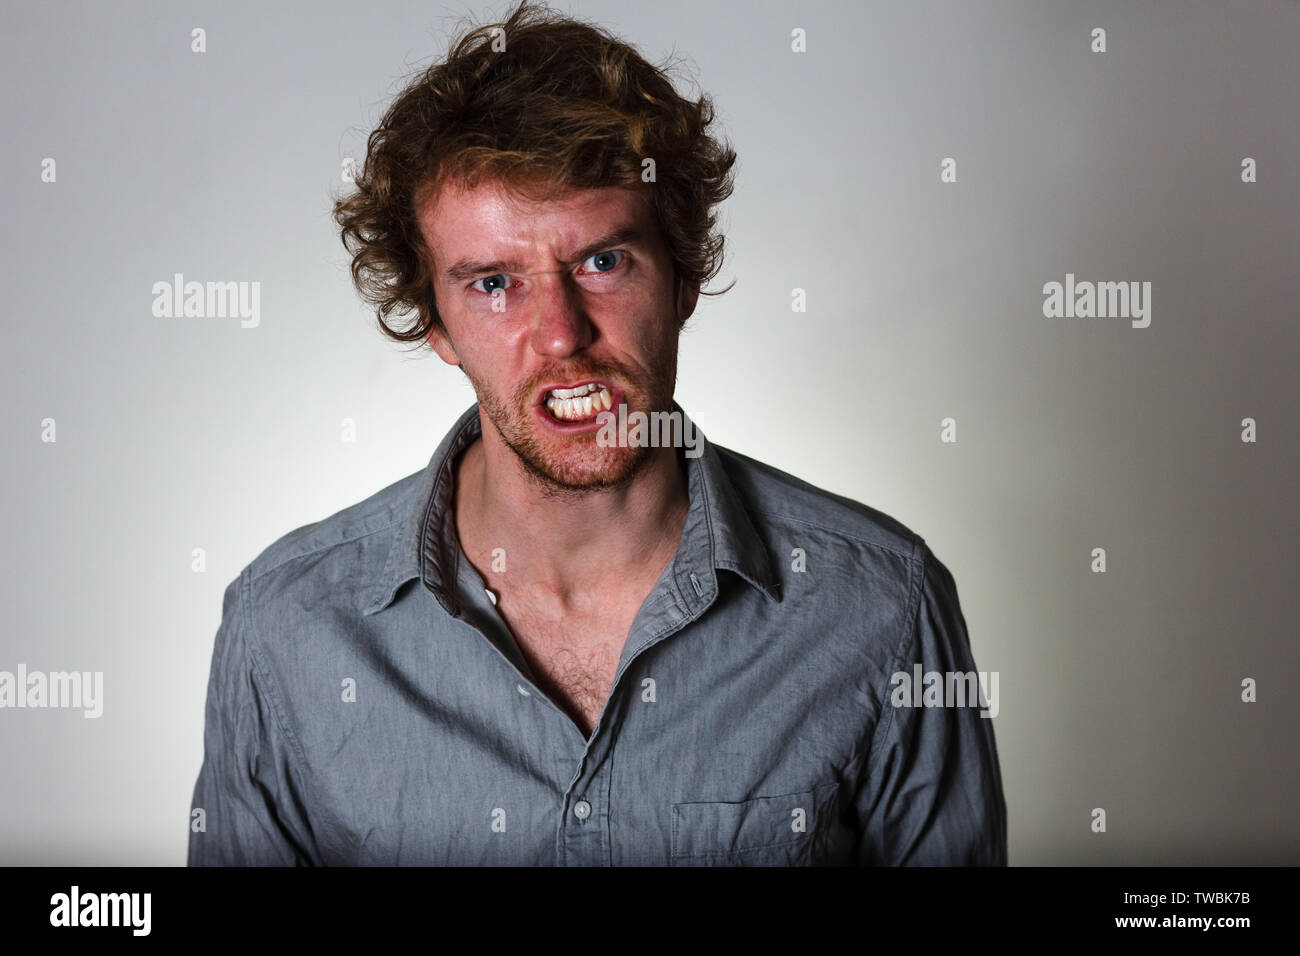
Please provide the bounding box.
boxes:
[534,384,626,433]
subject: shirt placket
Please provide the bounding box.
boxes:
[426,413,720,865]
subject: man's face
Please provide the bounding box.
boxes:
[418,178,698,492]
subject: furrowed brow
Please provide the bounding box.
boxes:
[442,226,644,283]
[567,226,643,268]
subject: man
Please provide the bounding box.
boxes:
[188,0,1006,866]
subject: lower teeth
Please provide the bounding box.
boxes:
[546,388,611,421]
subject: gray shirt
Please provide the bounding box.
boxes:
[188,403,1007,865]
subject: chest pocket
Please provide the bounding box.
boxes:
[670,780,842,866]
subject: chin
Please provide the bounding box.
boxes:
[524,443,648,492]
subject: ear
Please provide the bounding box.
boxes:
[424,308,462,367]
[675,276,700,327]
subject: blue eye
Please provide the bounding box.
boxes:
[582,250,625,273]
[471,274,510,295]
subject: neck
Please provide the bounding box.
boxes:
[455,426,690,606]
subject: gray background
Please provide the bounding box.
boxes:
[2,0,1296,865]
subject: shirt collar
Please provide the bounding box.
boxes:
[361,402,781,617]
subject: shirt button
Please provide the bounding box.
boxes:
[573,799,592,820]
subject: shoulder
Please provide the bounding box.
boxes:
[234,466,426,604]
[711,442,927,563]
[707,442,967,631]
[707,442,971,672]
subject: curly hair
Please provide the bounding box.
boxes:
[331,0,738,346]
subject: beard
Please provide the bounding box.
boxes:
[463,354,677,497]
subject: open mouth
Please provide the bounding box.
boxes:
[540,381,614,422]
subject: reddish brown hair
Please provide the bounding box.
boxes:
[332,0,737,345]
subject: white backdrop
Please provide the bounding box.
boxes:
[2,0,1297,864]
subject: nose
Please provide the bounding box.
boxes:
[527,271,594,358]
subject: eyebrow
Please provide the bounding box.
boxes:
[442,226,645,282]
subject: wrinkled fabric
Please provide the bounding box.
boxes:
[188,403,1007,866]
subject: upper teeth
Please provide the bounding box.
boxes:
[548,382,603,399]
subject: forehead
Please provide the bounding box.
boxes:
[417,178,653,271]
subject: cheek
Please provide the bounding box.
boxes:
[608,284,677,347]
[459,324,523,375]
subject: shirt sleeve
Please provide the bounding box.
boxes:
[853,544,1008,865]
[188,567,318,866]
